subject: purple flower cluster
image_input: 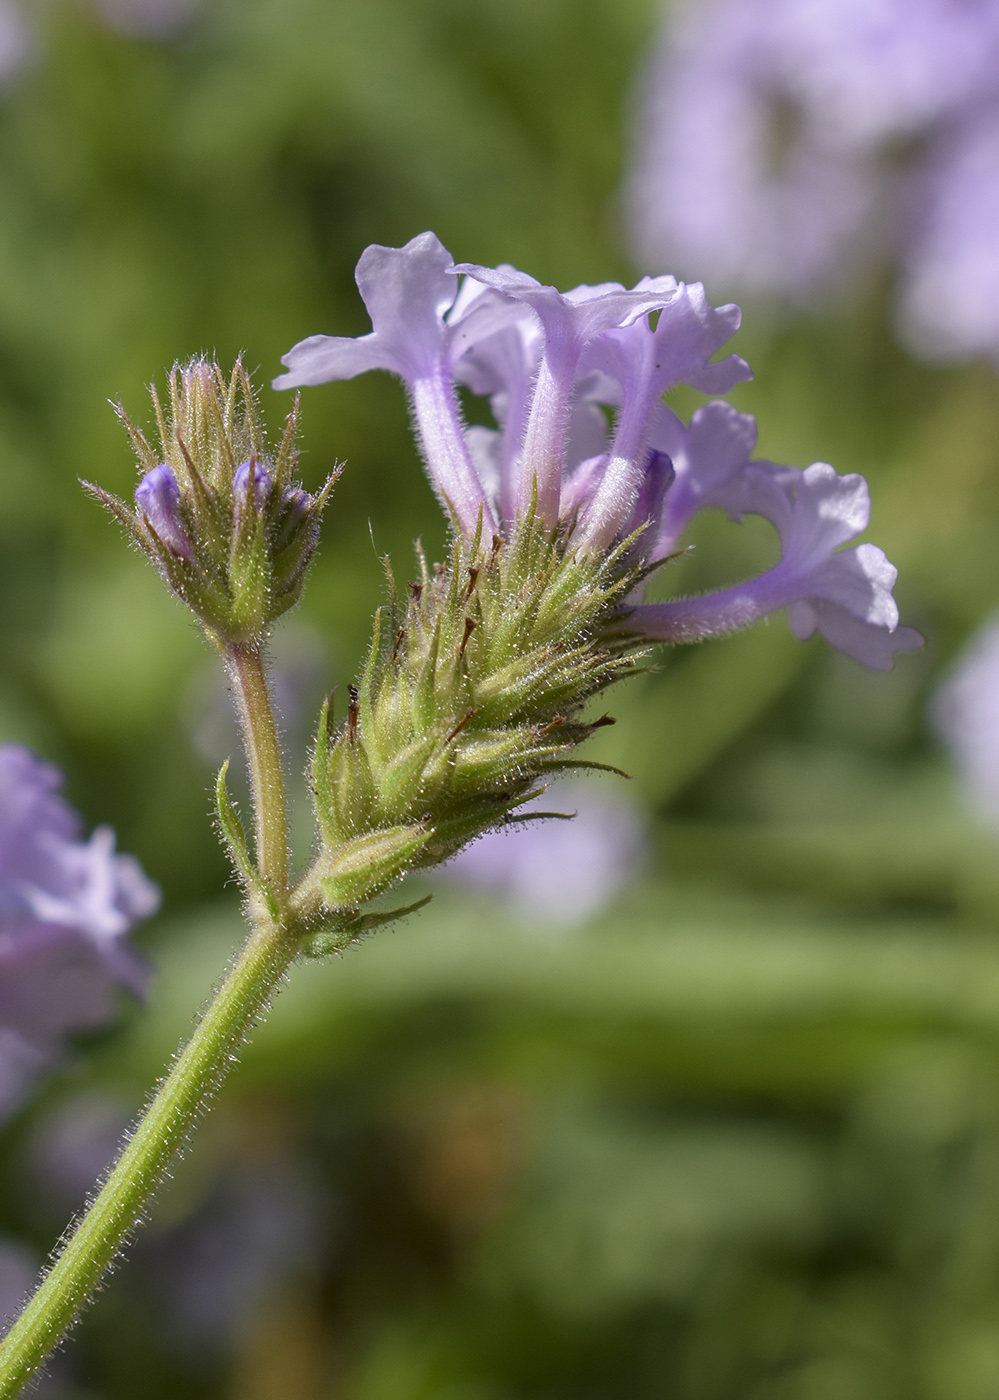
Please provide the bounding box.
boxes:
[276,233,920,670]
[626,0,999,361]
[0,745,159,1119]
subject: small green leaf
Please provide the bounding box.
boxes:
[214,760,276,914]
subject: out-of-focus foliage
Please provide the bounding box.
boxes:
[3,1,999,1397]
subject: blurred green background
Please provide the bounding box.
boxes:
[5,2,999,1397]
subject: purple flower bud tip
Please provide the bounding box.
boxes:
[234,459,272,509]
[135,462,178,514]
[281,486,312,520]
[135,464,193,559]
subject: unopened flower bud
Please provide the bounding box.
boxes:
[95,360,337,647]
[134,465,193,560]
[233,459,272,511]
[271,486,321,612]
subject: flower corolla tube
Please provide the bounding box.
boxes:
[276,232,920,671]
[0,745,159,1119]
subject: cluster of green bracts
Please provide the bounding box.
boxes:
[291,517,648,943]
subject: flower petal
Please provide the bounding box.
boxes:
[273,332,391,389]
[787,599,923,670]
[629,451,921,670]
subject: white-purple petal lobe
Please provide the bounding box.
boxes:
[273,332,391,389]
[787,600,923,671]
[275,232,457,389]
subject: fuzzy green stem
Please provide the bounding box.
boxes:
[0,640,297,1396]
[227,642,289,897]
[0,918,304,1397]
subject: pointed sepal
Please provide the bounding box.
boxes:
[300,894,433,958]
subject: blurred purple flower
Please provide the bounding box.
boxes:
[0,4,30,87]
[22,1087,322,1365]
[442,781,645,927]
[90,0,199,39]
[932,615,999,825]
[29,1090,132,1211]
[626,0,999,360]
[0,745,159,1118]
[900,101,999,360]
[148,1162,323,1356]
[0,1238,35,1336]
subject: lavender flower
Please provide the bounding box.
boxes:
[277,235,919,670]
[933,616,999,826]
[90,0,199,38]
[443,781,645,927]
[0,745,159,1118]
[626,0,999,360]
[0,4,30,88]
[276,233,691,535]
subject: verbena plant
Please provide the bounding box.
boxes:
[0,233,919,1396]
